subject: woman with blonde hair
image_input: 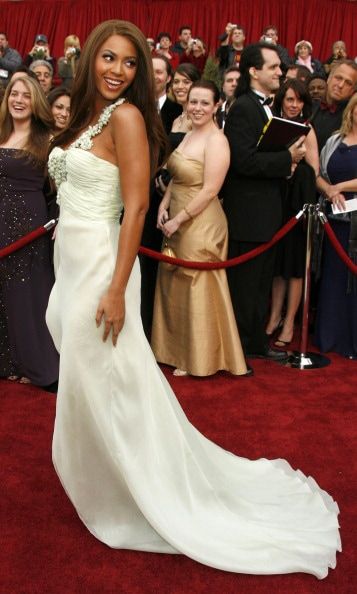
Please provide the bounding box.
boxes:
[57,34,81,88]
[315,93,357,358]
[0,75,58,386]
[46,20,339,577]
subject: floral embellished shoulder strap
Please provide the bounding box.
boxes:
[70,97,126,151]
[48,98,126,191]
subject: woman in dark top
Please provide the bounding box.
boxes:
[0,75,59,386]
[315,94,357,358]
[266,79,319,346]
[169,63,200,150]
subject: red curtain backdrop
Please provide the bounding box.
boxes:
[0,0,356,63]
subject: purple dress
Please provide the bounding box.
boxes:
[0,149,58,385]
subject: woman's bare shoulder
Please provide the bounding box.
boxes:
[110,101,144,126]
[206,128,229,150]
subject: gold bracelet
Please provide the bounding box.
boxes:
[184,206,193,219]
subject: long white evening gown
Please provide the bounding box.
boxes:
[46,101,341,579]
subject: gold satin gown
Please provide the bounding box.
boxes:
[151,149,247,376]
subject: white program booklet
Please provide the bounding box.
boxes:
[331,197,357,215]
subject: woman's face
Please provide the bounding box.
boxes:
[282,88,304,119]
[298,44,310,59]
[187,87,217,126]
[172,72,193,105]
[51,94,71,129]
[8,80,32,122]
[94,34,137,107]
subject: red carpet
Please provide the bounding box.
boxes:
[1,350,356,594]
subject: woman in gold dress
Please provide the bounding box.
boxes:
[152,81,249,377]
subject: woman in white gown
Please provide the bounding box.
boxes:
[46,20,341,579]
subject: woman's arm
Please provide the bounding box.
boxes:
[316,174,346,210]
[162,133,230,238]
[157,181,172,229]
[333,178,357,193]
[304,127,319,176]
[95,104,149,345]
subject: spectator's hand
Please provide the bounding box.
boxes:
[289,136,306,164]
[225,22,235,35]
[325,184,346,211]
[162,218,180,238]
[157,207,169,230]
[155,174,168,196]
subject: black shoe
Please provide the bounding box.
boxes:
[246,347,288,361]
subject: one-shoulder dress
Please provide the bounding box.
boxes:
[46,101,340,579]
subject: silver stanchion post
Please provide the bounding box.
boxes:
[289,204,330,369]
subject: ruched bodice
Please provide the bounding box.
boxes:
[167,150,203,190]
[49,147,123,221]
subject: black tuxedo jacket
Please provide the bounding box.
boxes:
[160,97,182,135]
[223,91,292,242]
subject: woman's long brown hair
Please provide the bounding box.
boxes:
[52,20,167,174]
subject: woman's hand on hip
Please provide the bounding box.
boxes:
[95,290,125,346]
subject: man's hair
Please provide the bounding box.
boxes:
[223,65,240,82]
[232,25,245,35]
[236,42,279,97]
[29,60,54,77]
[263,25,278,35]
[157,32,171,43]
[329,59,357,77]
[179,25,191,35]
[0,32,8,39]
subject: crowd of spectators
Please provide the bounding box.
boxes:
[0,21,357,384]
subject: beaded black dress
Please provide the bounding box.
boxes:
[0,149,59,385]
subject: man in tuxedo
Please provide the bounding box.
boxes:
[223,43,306,360]
[140,56,182,340]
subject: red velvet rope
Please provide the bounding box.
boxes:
[0,225,50,259]
[139,215,301,270]
[0,215,301,268]
[323,220,357,275]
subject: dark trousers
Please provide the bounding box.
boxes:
[139,186,163,341]
[227,240,277,354]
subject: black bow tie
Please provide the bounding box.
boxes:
[260,96,273,106]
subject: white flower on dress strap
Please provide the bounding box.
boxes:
[48,147,67,192]
[70,97,126,151]
[48,98,126,190]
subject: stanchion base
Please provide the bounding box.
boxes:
[288,351,330,369]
